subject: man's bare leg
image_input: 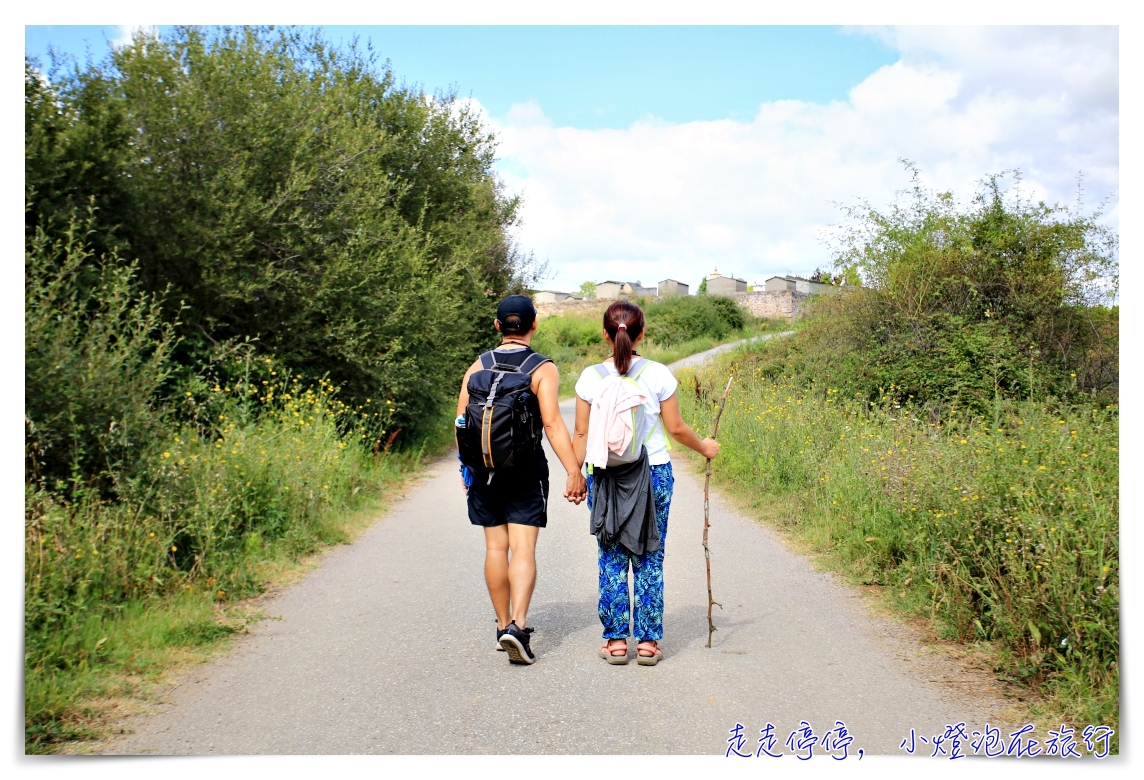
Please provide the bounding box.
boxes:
[506,524,540,628]
[483,526,511,629]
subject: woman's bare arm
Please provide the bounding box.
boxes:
[573,397,590,468]
[660,393,720,459]
[533,362,587,501]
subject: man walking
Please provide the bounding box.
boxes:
[456,295,585,664]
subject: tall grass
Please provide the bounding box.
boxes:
[24,366,418,751]
[679,343,1118,738]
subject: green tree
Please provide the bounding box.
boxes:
[697,277,707,295]
[24,59,132,259]
[577,281,597,299]
[25,27,535,441]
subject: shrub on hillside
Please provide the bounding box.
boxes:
[758,168,1118,415]
[681,356,1119,732]
[532,314,605,352]
[644,294,747,346]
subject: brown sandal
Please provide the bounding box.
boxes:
[636,641,663,666]
[598,638,629,665]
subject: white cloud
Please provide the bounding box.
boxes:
[484,26,1118,291]
[111,25,157,48]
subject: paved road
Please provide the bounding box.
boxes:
[666,331,793,370]
[104,350,1010,755]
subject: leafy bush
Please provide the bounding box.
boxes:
[532,314,605,351]
[25,28,516,744]
[25,217,178,495]
[673,168,1120,734]
[760,168,1118,416]
[644,294,748,346]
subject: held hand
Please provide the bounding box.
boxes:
[564,471,587,504]
[699,437,721,460]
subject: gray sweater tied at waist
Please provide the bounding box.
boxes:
[589,446,660,557]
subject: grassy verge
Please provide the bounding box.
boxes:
[25,371,438,753]
[676,341,1119,748]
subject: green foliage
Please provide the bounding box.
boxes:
[644,293,747,346]
[531,313,605,352]
[25,26,532,443]
[681,348,1118,733]
[24,367,409,749]
[668,167,1120,735]
[577,281,597,299]
[25,216,178,495]
[531,312,611,397]
[24,61,132,259]
[697,277,707,295]
[767,167,1118,416]
[24,26,522,749]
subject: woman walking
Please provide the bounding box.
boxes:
[572,301,720,665]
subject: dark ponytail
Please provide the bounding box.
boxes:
[603,301,646,375]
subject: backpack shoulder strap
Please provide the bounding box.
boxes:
[518,352,552,375]
[594,363,612,379]
[478,351,496,370]
[627,358,650,379]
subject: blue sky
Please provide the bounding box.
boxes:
[26,25,897,129]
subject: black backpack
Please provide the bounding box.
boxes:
[457,348,551,482]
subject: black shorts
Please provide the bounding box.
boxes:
[467,456,549,528]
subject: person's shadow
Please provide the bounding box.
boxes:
[527,600,600,651]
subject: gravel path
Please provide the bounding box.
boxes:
[102,347,1012,755]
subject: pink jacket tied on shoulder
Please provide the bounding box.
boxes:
[586,375,648,469]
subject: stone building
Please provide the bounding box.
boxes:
[596,280,657,300]
[706,267,747,296]
[658,279,689,297]
[595,281,625,300]
[763,275,835,296]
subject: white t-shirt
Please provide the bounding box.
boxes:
[575,358,679,466]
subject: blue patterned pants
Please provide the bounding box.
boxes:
[587,462,674,641]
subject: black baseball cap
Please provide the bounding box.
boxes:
[496,294,537,331]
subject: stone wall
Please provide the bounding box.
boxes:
[728,290,809,321]
[534,290,809,322]
[534,298,610,320]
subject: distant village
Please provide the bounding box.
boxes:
[532,267,839,316]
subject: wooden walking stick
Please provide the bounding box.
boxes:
[704,376,733,647]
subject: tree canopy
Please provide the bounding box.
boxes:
[26,27,535,455]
